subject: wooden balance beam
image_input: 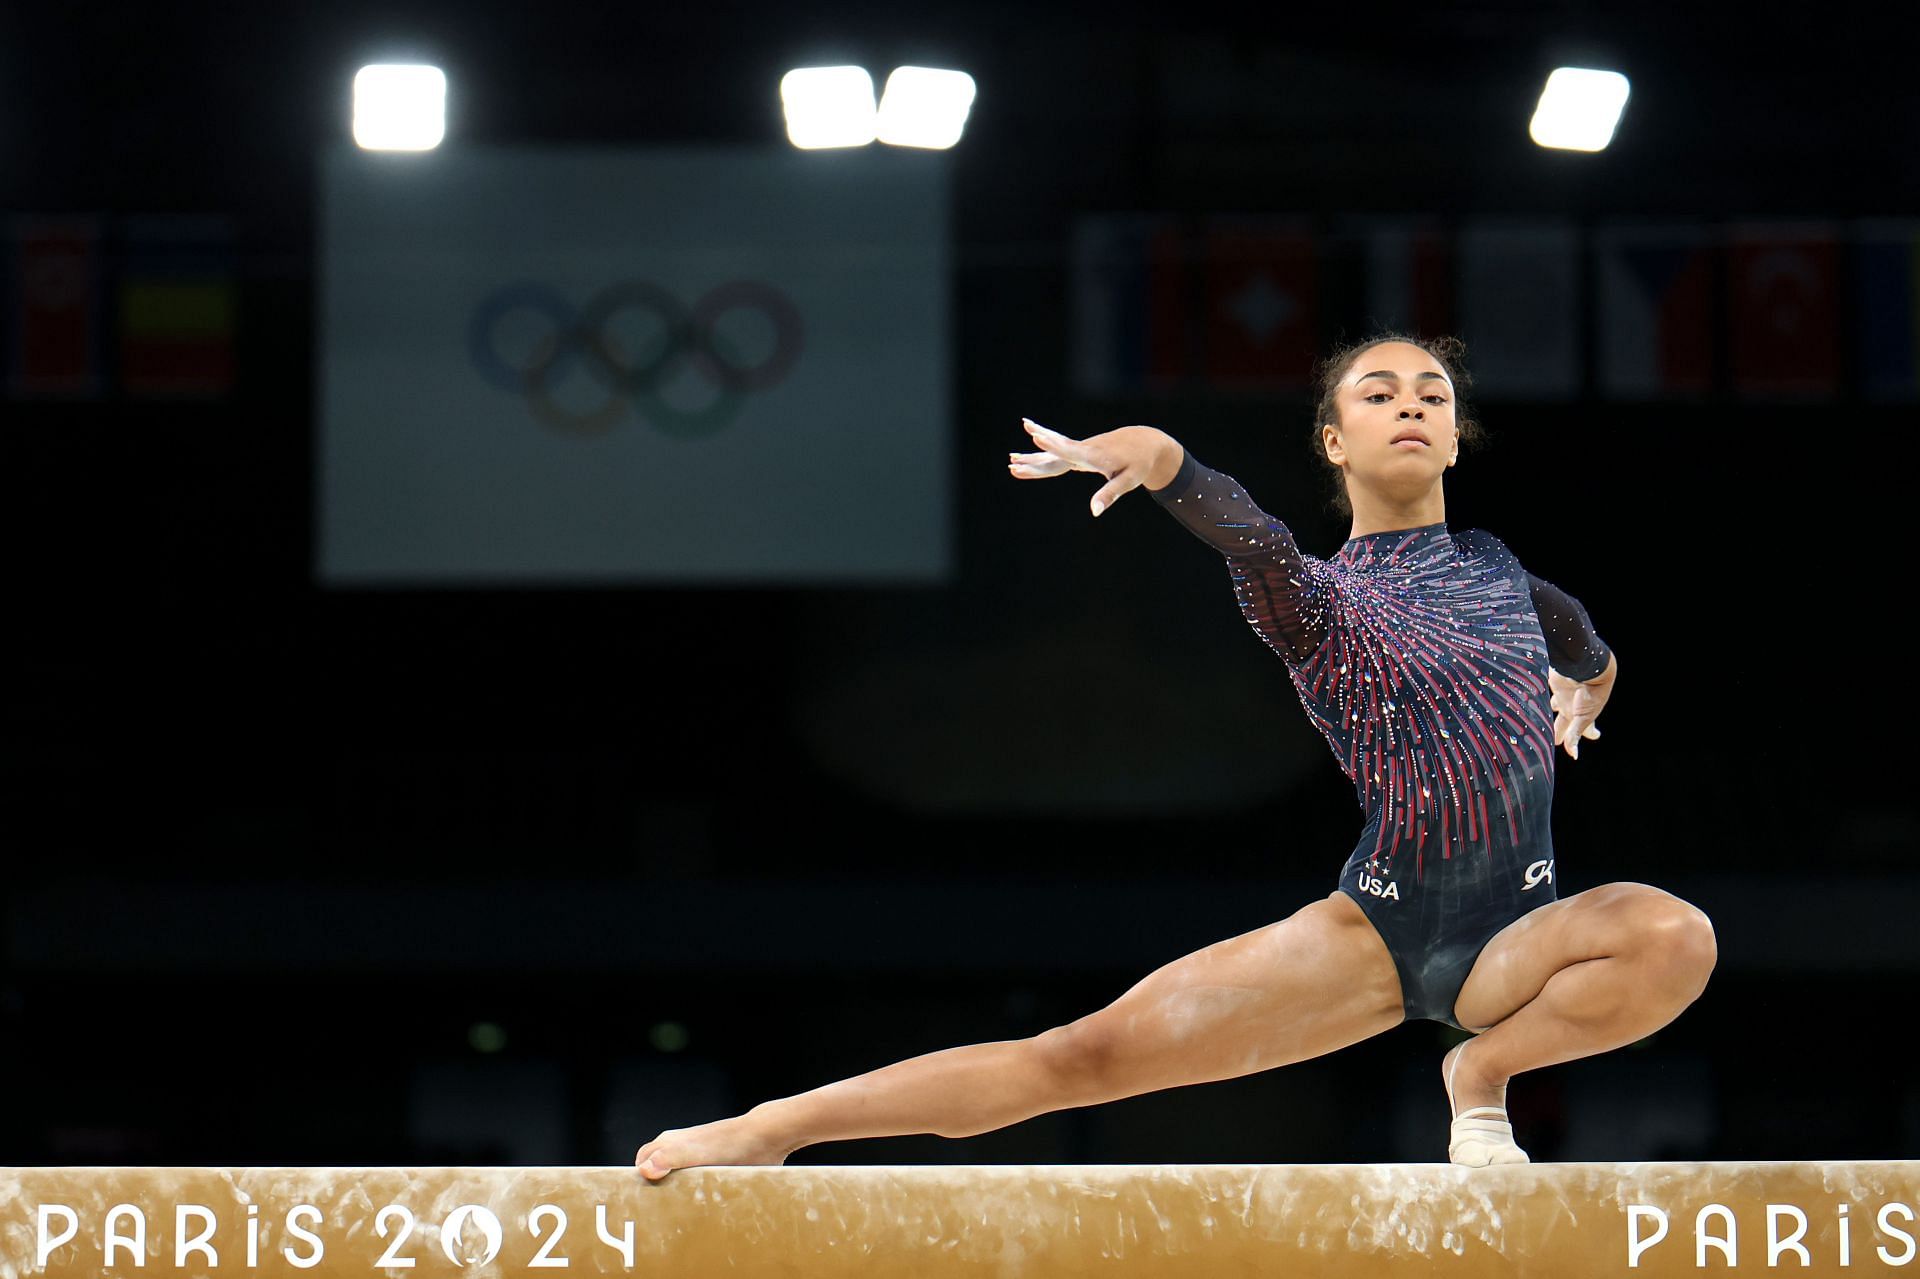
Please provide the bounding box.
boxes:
[4,1163,1916,1276]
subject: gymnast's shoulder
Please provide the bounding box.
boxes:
[1451,525,1518,562]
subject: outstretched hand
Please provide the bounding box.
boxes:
[1547,665,1611,760]
[1007,418,1166,517]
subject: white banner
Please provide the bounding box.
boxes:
[318,146,951,583]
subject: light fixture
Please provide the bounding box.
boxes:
[352,63,447,152]
[1528,67,1630,153]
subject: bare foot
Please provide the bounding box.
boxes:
[635,1112,795,1181]
[1441,1037,1509,1119]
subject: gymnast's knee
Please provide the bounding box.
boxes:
[1030,1017,1126,1097]
[1644,901,1718,997]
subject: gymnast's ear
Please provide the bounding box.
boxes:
[1321,423,1346,465]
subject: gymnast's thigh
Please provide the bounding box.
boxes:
[1043,891,1404,1093]
[1450,881,1689,1032]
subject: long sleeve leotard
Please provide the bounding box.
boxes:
[1150,449,1611,884]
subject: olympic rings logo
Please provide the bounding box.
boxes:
[467,281,803,437]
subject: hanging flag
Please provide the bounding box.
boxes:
[1200,218,1315,391]
[117,214,236,397]
[1456,222,1579,400]
[1359,219,1452,337]
[1595,225,1715,398]
[1070,215,1189,395]
[6,216,105,398]
[1852,220,1920,401]
[1728,224,1838,397]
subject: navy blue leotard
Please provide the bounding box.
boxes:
[1150,450,1612,1030]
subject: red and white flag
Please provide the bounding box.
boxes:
[1728,224,1838,396]
[1201,218,1316,391]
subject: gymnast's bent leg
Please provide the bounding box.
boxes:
[635,890,1404,1177]
[1443,881,1716,1120]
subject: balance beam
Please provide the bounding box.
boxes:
[5,1163,1916,1276]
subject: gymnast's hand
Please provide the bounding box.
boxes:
[1547,662,1612,760]
[1007,419,1179,517]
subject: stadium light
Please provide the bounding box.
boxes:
[781,67,878,149]
[352,64,447,152]
[1528,67,1630,152]
[876,67,977,150]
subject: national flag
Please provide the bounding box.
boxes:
[6,216,105,398]
[117,214,237,397]
[1200,218,1315,391]
[1070,215,1189,395]
[1728,224,1838,397]
[1360,219,1452,337]
[1456,222,1579,400]
[1595,225,1715,398]
[1852,220,1920,401]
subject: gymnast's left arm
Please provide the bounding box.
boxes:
[1529,572,1617,761]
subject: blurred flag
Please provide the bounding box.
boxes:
[1457,222,1579,399]
[1728,224,1838,397]
[1853,220,1920,401]
[1360,219,1452,336]
[1595,225,1715,398]
[117,215,236,397]
[6,216,105,398]
[1070,215,1189,395]
[1201,218,1316,391]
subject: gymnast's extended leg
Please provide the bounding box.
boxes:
[635,890,1404,1177]
[1443,881,1717,1119]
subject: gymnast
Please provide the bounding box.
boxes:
[636,333,1717,1174]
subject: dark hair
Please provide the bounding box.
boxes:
[1309,332,1486,517]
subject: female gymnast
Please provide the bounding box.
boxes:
[635,333,1716,1174]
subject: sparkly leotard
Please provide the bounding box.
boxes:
[1150,450,1612,1029]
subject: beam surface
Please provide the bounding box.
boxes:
[3,1163,1917,1276]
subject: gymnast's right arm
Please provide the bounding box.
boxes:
[1008,420,1327,664]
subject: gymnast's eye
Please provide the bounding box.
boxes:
[1423,395,1448,405]
[1364,392,1393,403]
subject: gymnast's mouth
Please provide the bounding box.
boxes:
[1391,431,1429,446]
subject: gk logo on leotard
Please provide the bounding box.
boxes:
[1522,858,1554,891]
[1357,872,1400,901]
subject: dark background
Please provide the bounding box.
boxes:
[3,0,1913,1167]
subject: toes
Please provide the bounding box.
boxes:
[635,1140,671,1179]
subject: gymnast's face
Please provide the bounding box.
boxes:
[1320,342,1459,489]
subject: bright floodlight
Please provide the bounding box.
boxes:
[876,67,977,150]
[781,67,878,149]
[353,64,447,151]
[1528,67,1630,152]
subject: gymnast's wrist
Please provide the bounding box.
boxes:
[1142,433,1185,492]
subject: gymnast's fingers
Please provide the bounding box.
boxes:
[1089,471,1140,518]
[1567,716,1597,757]
[1021,418,1086,458]
[1007,450,1072,478]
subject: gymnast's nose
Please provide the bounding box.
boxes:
[1399,407,1424,418]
